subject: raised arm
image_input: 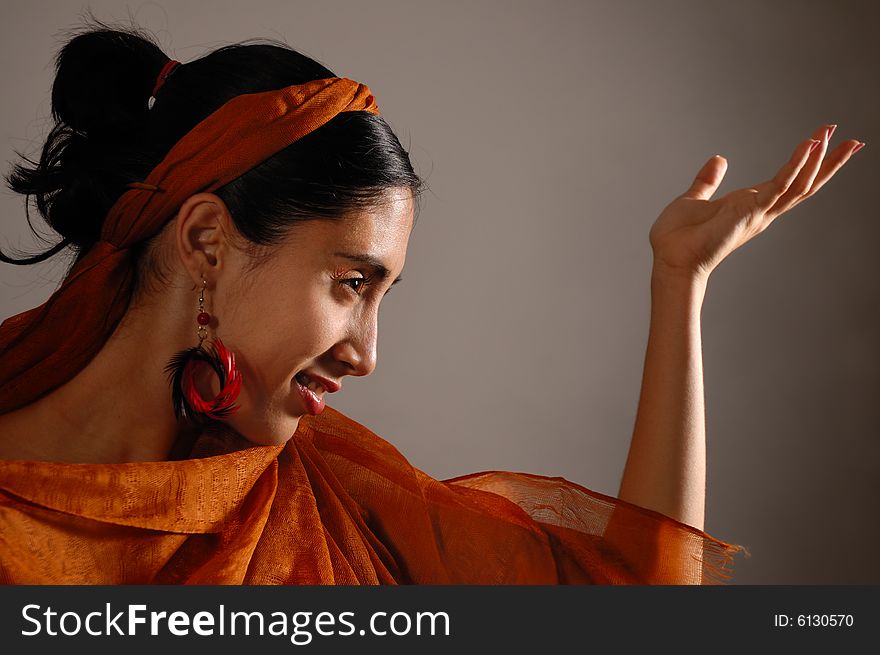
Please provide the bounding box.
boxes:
[617,124,864,530]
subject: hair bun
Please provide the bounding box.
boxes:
[52,27,168,136]
[1,24,171,266]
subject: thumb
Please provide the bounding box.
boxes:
[681,155,728,200]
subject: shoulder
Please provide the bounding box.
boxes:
[300,405,402,457]
[296,404,426,489]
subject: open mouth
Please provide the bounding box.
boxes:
[293,371,326,416]
[294,371,325,394]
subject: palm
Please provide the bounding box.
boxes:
[649,124,863,280]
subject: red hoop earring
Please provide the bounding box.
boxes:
[165,279,243,424]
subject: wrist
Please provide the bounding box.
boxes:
[651,261,710,287]
[650,262,708,304]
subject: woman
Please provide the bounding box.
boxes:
[0,23,863,584]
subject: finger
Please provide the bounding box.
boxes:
[766,124,835,216]
[806,138,862,195]
[787,139,864,210]
[752,138,820,210]
[810,122,835,144]
[681,155,728,200]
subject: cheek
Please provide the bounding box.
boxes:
[227,283,345,379]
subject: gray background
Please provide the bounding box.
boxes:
[1,0,877,584]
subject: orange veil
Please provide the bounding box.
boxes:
[0,76,747,584]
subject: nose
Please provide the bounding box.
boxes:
[333,308,378,378]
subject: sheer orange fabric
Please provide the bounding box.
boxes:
[0,75,748,584]
[0,406,746,584]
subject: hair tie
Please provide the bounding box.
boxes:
[148,59,181,110]
[124,181,161,192]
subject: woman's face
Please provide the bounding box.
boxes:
[211,187,414,445]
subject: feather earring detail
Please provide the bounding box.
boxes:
[164,279,243,424]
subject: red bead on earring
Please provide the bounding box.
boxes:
[165,279,243,424]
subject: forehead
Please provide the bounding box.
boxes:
[338,189,414,247]
[279,189,414,268]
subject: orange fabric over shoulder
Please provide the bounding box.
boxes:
[0,74,748,584]
[0,406,747,584]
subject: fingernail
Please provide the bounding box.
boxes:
[809,139,821,153]
[852,142,866,154]
[826,124,837,140]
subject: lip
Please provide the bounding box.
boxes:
[293,371,341,416]
[298,372,341,394]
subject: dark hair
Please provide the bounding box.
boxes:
[1,17,425,297]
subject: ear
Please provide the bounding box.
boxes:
[174,192,237,289]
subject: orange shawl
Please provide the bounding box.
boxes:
[0,75,747,584]
[0,406,745,584]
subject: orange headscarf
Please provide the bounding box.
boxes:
[0,76,378,414]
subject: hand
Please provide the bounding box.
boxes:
[648,124,864,281]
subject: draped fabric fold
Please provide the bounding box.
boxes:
[0,406,748,584]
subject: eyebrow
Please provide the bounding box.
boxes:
[334,251,404,288]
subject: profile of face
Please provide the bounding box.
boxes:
[179,187,414,446]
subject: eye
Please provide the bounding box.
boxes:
[344,278,364,292]
[339,274,372,296]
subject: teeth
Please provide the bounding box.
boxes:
[303,377,324,394]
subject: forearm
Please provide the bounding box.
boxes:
[617,264,708,530]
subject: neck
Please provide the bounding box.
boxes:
[0,295,199,464]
